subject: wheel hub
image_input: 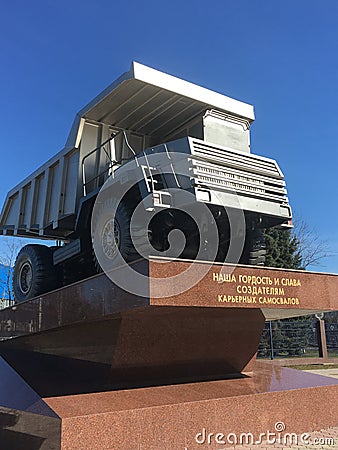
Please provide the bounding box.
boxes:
[102,218,121,259]
[19,261,33,294]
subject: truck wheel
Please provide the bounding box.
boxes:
[241,229,266,266]
[13,245,59,302]
[92,200,138,272]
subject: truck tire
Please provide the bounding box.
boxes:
[241,229,266,266]
[13,245,59,302]
[92,199,138,272]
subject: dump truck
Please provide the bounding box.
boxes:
[0,62,292,302]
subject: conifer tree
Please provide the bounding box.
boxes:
[259,227,312,358]
[263,227,303,270]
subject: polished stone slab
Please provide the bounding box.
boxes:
[0,356,61,449]
[43,361,338,450]
[149,258,338,319]
[1,258,337,344]
[0,307,265,394]
[0,356,58,416]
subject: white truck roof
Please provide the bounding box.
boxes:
[66,61,255,149]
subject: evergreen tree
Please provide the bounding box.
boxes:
[259,227,312,358]
[263,227,303,269]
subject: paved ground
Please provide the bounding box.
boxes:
[302,368,338,379]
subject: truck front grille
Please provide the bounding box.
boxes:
[190,139,288,204]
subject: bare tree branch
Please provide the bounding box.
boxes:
[0,237,23,302]
[292,219,332,269]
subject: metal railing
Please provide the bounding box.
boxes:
[258,316,338,360]
[81,131,137,196]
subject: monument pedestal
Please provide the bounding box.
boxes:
[0,259,338,449]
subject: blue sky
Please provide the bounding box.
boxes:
[0,0,337,272]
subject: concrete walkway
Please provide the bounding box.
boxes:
[302,368,338,379]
